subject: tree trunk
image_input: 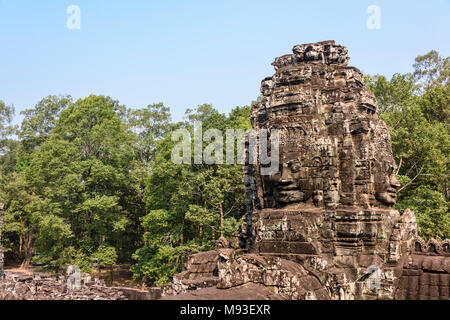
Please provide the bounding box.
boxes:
[19,234,23,256]
[180,217,185,245]
[219,203,224,238]
[445,177,449,200]
[20,234,35,269]
[109,265,114,283]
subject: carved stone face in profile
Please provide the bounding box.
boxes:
[374,162,400,205]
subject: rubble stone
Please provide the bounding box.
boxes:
[0,270,160,300]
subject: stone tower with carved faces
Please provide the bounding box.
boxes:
[169,41,448,300]
[238,41,417,299]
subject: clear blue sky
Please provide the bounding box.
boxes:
[1,0,449,123]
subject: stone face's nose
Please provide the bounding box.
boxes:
[280,164,294,185]
[390,174,400,188]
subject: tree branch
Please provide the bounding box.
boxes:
[398,164,424,193]
[395,158,402,175]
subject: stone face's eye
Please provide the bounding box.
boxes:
[290,161,301,173]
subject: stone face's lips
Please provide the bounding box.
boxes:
[277,190,304,203]
[278,186,297,191]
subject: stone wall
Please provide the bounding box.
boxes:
[396,254,450,300]
[395,238,450,300]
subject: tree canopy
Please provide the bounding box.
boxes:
[0,50,447,286]
[365,50,449,240]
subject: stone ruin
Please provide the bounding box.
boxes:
[164,41,450,300]
[0,270,162,300]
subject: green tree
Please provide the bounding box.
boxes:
[127,103,172,165]
[19,95,72,152]
[22,95,137,269]
[413,50,449,91]
[366,51,449,240]
[132,105,250,286]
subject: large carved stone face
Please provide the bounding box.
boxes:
[266,149,306,205]
[262,126,326,207]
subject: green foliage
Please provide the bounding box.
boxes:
[364,73,415,114]
[365,50,449,240]
[93,243,118,268]
[412,50,449,91]
[131,105,249,285]
[19,95,72,152]
[0,95,250,283]
[0,100,16,143]
[132,243,201,287]
[25,95,135,260]
[70,249,92,273]
[0,100,17,169]
[395,186,449,240]
[127,103,172,164]
[0,94,157,269]
[32,214,73,269]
